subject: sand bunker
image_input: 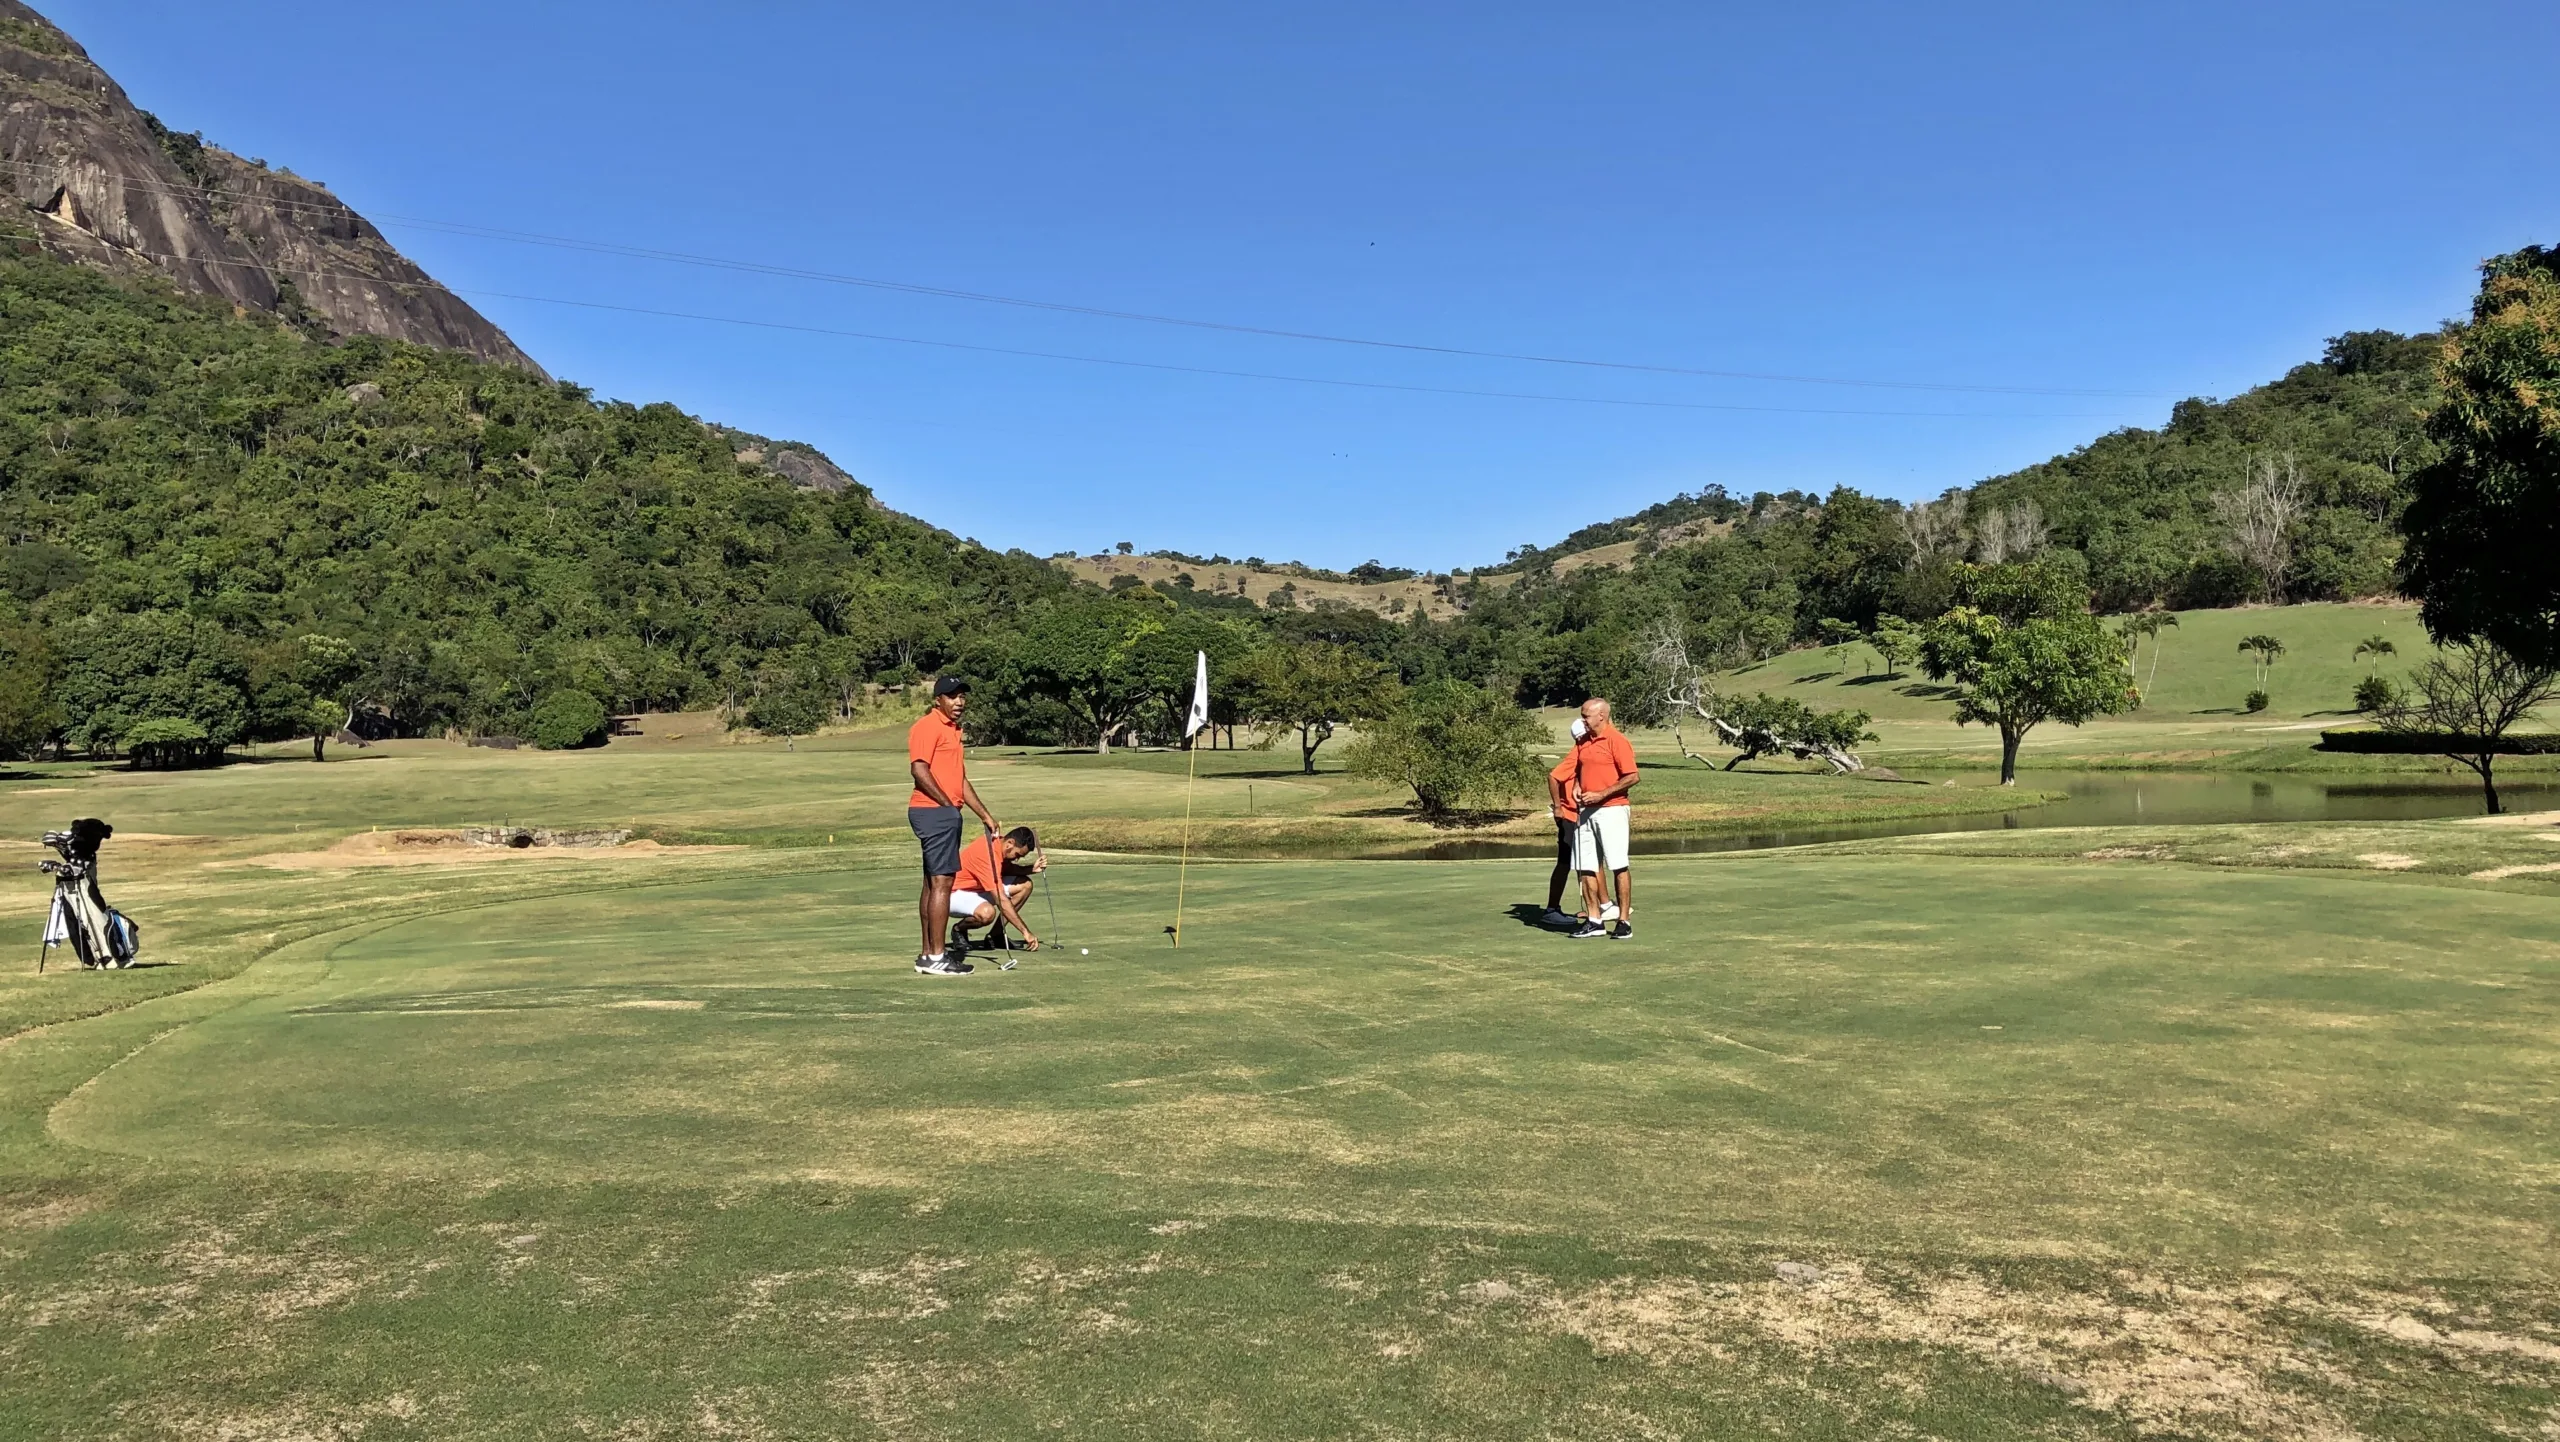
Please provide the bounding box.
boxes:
[251,829,734,869]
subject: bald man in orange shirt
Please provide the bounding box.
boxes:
[1567,697,1639,940]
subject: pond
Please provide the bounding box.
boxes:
[1386,770,2554,861]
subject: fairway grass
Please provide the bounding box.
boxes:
[1,754,2556,1438]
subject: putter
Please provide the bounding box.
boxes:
[1038,847,1063,947]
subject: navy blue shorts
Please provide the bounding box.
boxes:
[909,806,962,876]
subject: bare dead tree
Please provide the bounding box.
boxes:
[1896,493,1969,569]
[1972,499,2049,565]
[1644,620,1870,774]
[2375,638,2560,815]
[2213,452,2307,602]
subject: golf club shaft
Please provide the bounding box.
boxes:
[1040,851,1062,943]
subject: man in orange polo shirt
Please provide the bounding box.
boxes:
[1568,697,1639,940]
[908,677,1004,975]
[948,826,1045,958]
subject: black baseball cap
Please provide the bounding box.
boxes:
[932,676,969,698]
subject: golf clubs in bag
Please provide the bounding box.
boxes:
[38,818,138,971]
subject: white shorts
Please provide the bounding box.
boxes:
[949,890,993,916]
[1572,806,1630,873]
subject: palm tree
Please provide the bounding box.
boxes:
[2353,635,2397,675]
[2238,634,2286,689]
[2115,612,2180,704]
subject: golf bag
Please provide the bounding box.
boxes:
[38,818,137,971]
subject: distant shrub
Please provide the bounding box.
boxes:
[528,689,608,750]
[2352,675,2402,714]
[123,716,215,769]
[2243,690,2270,713]
[745,685,827,737]
[1343,678,1544,820]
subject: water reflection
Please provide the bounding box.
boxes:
[1380,772,2553,861]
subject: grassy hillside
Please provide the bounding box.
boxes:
[1053,553,1459,618]
[1723,600,2435,724]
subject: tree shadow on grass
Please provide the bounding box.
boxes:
[1841,672,1909,687]
[1504,903,1569,931]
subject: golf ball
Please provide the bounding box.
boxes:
[1080,948,1089,955]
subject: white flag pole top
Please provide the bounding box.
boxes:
[1184,649,1210,739]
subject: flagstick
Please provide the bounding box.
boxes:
[1172,738,1198,947]
[1171,648,1209,949]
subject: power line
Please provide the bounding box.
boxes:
[460,287,2130,420]
[0,155,2167,400]
[59,229,2128,419]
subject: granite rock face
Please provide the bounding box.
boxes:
[0,1,543,373]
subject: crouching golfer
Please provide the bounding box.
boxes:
[1569,697,1638,940]
[948,827,1045,956]
[908,676,1003,975]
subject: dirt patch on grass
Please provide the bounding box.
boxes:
[249,829,737,868]
[2358,852,2424,870]
[2085,845,2174,861]
[2457,810,2560,829]
[730,1255,968,1330]
[0,1190,101,1231]
[16,1221,392,1336]
[2470,861,2560,881]
[1529,1263,2560,1441]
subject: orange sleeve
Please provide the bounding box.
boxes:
[1612,731,1638,780]
[1549,756,1575,785]
[955,838,1003,896]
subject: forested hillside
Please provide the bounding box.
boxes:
[0,242,1072,750]
[1497,328,2440,612]
[0,227,2481,757]
[1964,329,2437,610]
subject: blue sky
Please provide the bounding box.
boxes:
[45,1,2559,568]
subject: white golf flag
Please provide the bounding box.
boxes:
[1184,649,1210,740]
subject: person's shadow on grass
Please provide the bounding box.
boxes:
[1504,903,1566,931]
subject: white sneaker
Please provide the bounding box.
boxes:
[1598,903,1620,922]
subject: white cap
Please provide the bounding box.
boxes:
[1569,718,1589,740]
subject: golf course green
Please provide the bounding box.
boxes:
[1,720,2555,1440]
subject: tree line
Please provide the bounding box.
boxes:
[0,233,2550,811]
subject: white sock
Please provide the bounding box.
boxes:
[923,951,945,962]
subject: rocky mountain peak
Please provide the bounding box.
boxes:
[0,0,543,372]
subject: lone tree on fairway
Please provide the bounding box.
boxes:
[1817,617,1862,673]
[1919,560,2133,784]
[2353,635,2398,672]
[277,634,365,761]
[1233,639,1396,773]
[1343,677,1544,821]
[2373,639,2560,814]
[1017,596,1164,753]
[1867,615,1920,679]
[2400,246,2560,668]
